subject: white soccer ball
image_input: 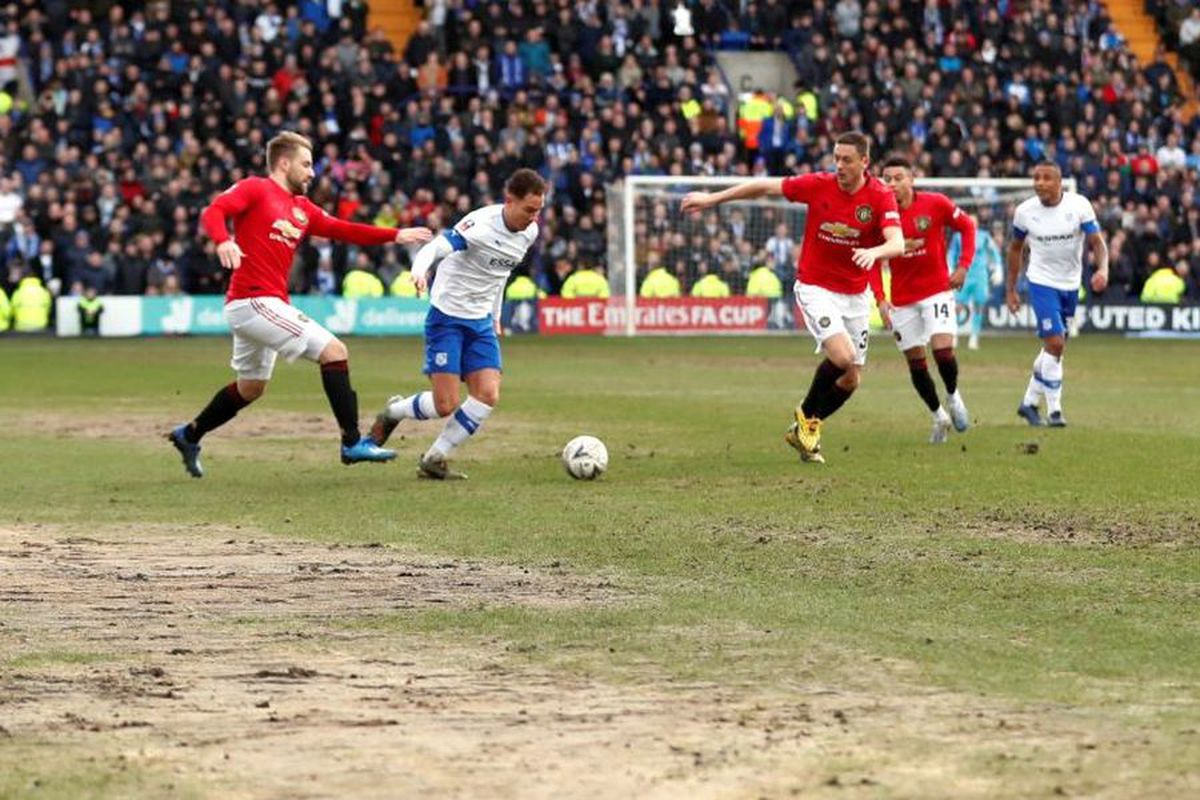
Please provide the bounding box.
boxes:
[562,435,608,480]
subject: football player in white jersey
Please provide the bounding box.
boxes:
[1006,162,1109,427]
[370,169,546,479]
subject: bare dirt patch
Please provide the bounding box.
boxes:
[956,509,1200,547]
[1,526,1194,799]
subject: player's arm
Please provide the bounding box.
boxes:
[200,181,259,270]
[1005,224,1028,313]
[946,203,976,290]
[868,263,892,329]
[680,178,785,214]
[1084,223,1109,294]
[306,204,432,247]
[492,284,505,336]
[409,231,462,295]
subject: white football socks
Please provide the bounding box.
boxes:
[428,396,493,459]
[1023,351,1046,408]
[1040,351,1064,414]
[388,391,439,421]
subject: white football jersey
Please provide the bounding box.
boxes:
[430,205,539,319]
[1012,192,1099,291]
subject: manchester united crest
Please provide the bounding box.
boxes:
[916,215,931,231]
[292,207,309,226]
[855,205,873,223]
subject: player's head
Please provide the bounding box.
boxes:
[833,131,871,190]
[503,168,547,230]
[879,155,914,204]
[267,131,315,195]
[1032,161,1063,206]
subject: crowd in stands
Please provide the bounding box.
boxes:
[0,0,1198,323]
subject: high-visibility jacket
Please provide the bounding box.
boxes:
[1140,268,1186,304]
[561,269,610,298]
[690,274,731,298]
[505,274,542,300]
[796,89,819,121]
[737,93,773,149]
[681,98,702,120]
[639,267,681,298]
[390,271,418,297]
[343,269,384,298]
[745,266,783,298]
[11,276,52,331]
[0,287,10,332]
[77,295,104,328]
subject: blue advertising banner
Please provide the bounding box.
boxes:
[134,297,431,336]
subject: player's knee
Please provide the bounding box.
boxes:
[838,368,862,391]
[433,394,460,417]
[473,387,500,407]
[320,338,349,363]
[237,380,266,402]
[1044,338,1065,357]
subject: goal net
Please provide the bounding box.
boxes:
[604,175,1075,336]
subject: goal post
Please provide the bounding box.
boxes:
[605,174,1075,336]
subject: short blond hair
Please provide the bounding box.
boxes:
[266,131,313,170]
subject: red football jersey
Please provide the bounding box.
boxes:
[200,176,398,303]
[781,173,901,294]
[873,191,975,307]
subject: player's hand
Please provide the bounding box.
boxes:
[680,192,713,215]
[851,246,880,270]
[493,318,503,337]
[411,273,428,296]
[216,241,244,271]
[949,267,969,290]
[877,300,893,329]
[396,227,433,245]
[1090,270,1109,293]
[1006,288,1021,314]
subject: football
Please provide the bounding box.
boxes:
[562,435,608,480]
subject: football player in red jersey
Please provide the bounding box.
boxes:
[167,131,432,478]
[875,156,977,443]
[682,131,905,464]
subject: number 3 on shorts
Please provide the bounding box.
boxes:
[857,328,869,353]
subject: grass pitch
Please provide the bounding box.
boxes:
[0,333,1197,798]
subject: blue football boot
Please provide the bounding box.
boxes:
[341,435,397,465]
[1016,404,1044,427]
[168,424,204,478]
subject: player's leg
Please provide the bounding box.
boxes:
[241,295,399,464]
[1018,283,1062,426]
[891,300,946,440]
[925,292,968,433]
[370,310,458,446]
[1040,336,1066,426]
[167,302,276,478]
[418,315,501,480]
[313,337,394,463]
[1041,288,1077,426]
[420,368,499,480]
[787,285,870,463]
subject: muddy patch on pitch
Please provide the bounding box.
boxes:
[1,525,1191,799]
[957,509,1200,547]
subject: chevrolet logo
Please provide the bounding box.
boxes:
[819,222,861,238]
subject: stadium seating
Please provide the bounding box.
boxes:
[0,0,1195,303]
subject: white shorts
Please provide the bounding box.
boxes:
[794,281,871,366]
[891,291,957,351]
[225,297,334,380]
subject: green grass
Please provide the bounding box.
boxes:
[1,335,1198,710]
[0,747,198,800]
